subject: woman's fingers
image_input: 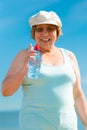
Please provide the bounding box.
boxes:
[27,44,36,61]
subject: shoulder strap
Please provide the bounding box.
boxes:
[60,48,75,70]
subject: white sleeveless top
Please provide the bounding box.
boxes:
[19,48,78,130]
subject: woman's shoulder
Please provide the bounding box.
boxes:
[60,48,78,68]
[14,49,28,60]
[17,48,28,55]
[60,47,78,65]
[9,49,28,67]
[60,48,76,59]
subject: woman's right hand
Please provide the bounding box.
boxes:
[27,44,36,63]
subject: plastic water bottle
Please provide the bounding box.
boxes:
[28,44,42,79]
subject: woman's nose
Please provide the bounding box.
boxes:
[42,28,49,35]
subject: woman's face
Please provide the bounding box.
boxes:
[34,24,57,51]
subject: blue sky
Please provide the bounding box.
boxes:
[0,0,87,111]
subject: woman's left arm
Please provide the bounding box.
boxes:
[74,88,87,128]
[68,51,87,128]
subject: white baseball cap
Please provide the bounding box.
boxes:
[29,11,62,28]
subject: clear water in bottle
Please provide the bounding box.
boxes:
[28,50,42,79]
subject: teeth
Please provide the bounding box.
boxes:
[42,39,49,41]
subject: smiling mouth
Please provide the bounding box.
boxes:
[41,38,50,42]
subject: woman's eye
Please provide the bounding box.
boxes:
[36,28,43,32]
[47,27,55,31]
[35,27,56,32]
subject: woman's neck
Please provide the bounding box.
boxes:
[40,46,57,54]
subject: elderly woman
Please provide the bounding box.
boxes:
[1,11,87,130]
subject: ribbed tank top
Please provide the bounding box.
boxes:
[20,48,78,130]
